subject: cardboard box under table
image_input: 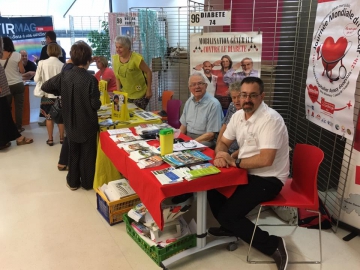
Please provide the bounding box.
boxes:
[96,188,141,225]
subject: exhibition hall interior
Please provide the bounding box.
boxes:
[0,0,360,269]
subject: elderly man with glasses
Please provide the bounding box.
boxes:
[179,72,223,149]
[208,77,290,270]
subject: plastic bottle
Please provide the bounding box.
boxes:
[159,128,174,155]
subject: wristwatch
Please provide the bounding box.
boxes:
[235,158,241,168]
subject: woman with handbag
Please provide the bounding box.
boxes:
[34,43,64,146]
[0,37,26,133]
[42,41,101,190]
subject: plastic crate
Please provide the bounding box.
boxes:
[123,213,196,265]
[96,188,141,225]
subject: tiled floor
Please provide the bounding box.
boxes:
[1,122,360,270]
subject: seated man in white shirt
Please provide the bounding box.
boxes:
[179,73,223,149]
[209,77,290,270]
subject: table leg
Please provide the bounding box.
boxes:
[161,191,238,269]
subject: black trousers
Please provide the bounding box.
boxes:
[67,133,97,190]
[0,96,21,146]
[59,136,69,166]
[6,82,25,129]
[207,174,283,256]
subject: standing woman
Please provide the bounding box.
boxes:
[112,35,152,110]
[0,37,25,132]
[94,56,117,94]
[42,41,101,190]
[34,43,64,146]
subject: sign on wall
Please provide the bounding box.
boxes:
[190,32,262,98]
[0,16,53,61]
[304,0,360,140]
[189,11,231,27]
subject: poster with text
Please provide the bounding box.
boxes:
[305,0,360,140]
[190,32,262,97]
[0,16,53,61]
[339,98,360,230]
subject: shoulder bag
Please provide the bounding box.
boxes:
[2,52,12,69]
[49,97,63,124]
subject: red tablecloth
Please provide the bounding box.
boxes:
[100,131,248,229]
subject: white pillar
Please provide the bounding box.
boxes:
[111,0,128,12]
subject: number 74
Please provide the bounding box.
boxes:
[210,20,216,25]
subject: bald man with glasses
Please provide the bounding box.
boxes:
[179,73,223,149]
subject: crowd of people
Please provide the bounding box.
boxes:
[0,31,288,270]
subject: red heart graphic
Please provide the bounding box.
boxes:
[307,84,319,103]
[321,36,347,72]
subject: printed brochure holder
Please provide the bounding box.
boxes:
[112,91,130,121]
[99,80,110,105]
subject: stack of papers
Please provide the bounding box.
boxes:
[138,156,164,169]
[151,167,189,185]
[162,150,212,168]
[173,140,207,151]
[109,133,142,143]
[119,141,150,153]
[185,163,221,180]
[107,128,132,135]
[134,111,161,120]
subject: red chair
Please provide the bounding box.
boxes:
[152,90,174,121]
[247,144,325,265]
[166,99,182,128]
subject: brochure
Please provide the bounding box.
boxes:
[107,128,132,135]
[134,111,161,120]
[129,149,155,162]
[173,140,207,151]
[137,155,164,169]
[185,163,221,180]
[109,133,141,144]
[151,167,190,185]
[162,150,212,168]
[120,141,150,153]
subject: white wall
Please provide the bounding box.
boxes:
[127,0,190,9]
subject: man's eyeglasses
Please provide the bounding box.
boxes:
[240,93,261,99]
[189,82,206,88]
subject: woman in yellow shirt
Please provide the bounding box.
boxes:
[112,36,152,110]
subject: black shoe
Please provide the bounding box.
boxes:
[271,237,288,270]
[208,227,234,237]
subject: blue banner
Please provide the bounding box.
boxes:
[0,16,53,61]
